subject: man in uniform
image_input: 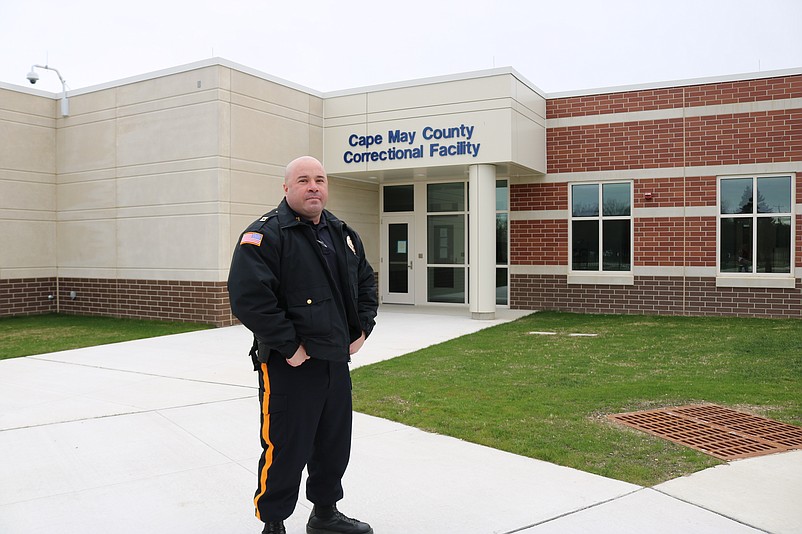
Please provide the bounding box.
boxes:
[228,156,377,534]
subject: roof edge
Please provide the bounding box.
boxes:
[548,67,802,98]
[322,66,548,99]
[2,60,799,102]
[0,58,326,99]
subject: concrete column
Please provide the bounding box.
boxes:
[468,164,496,320]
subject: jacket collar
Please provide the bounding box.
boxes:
[276,198,342,230]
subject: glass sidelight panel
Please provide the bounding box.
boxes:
[427,267,465,303]
[427,215,465,264]
[496,267,508,305]
[425,181,467,304]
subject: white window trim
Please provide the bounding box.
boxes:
[496,179,510,306]
[425,180,468,304]
[568,180,634,285]
[716,173,796,288]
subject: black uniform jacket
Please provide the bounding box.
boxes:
[228,198,377,364]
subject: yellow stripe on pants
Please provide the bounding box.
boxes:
[254,362,274,520]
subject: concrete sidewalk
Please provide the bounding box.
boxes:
[1,306,800,533]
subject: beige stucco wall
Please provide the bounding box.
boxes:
[0,87,57,279]
[228,68,325,263]
[54,66,231,281]
[325,177,380,269]
[226,68,379,269]
[0,63,370,285]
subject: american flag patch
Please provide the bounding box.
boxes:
[240,232,263,246]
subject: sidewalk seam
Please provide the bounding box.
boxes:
[0,396,254,432]
[499,487,645,533]
[651,487,769,533]
[28,355,256,390]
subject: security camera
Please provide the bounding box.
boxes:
[27,70,39,84]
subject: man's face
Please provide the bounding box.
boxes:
[284,158,328,223]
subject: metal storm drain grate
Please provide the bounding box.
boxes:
[608,404,802,461]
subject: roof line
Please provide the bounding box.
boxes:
[548,67,802,98]
[2,58,800,100]
[321,66,548,99]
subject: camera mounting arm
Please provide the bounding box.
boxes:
[27,64,69,117]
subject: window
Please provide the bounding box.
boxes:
[496,180,509,305]
[383,184,414,212]
[570,182,632,272]
[719,175,793,274]
[427,182,467,303]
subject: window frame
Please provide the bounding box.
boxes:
[381,183,415,213]
[496,179,509,305]
[568,180,634,284]
[425,180,468,304]
[716,173,796,287]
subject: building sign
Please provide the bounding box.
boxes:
[343,123,480,164]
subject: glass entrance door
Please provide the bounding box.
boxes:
[382,216,415,304]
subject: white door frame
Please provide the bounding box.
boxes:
[381,214,415,304]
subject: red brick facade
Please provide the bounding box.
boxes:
[510,220,568,266]
[548,75,802,119]
[0,277,236,326]
[511,73,802,318]
[547,110,801,174]
[0,278,58,318]
[511,275,802,318]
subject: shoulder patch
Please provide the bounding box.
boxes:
[240,232,264,246]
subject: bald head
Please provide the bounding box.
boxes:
[283,156,329,223]
[285,156,324,182]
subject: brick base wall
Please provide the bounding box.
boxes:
[510,274,802,318]
[0,278,58,318]
[0,277,236,326]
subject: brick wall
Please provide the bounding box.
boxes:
[631,216,717,268]
[1,274,381,326]
[509,73,802,319]
[548,119,686,173]
[547,74,802,176]
[511,274,802,318]
[0,277,236,326]
[684,110,802,167]
[547,110,802,174]
[510,220,568,265]
[510,183,567,211]
[634,218,688,266]
[0,278,58,318]
[548,75,802,119]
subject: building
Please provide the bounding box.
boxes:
[1,58,800,325]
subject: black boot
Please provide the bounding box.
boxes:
[306,504,373,534]
[262,521,286,534]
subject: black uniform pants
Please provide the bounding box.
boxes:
[254,354,353,522]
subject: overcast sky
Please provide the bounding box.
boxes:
[1,0,800,95]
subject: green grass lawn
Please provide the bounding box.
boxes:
[352,311,802,487]
[0,314,213,360]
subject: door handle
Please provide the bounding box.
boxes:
[408,261,413,270]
